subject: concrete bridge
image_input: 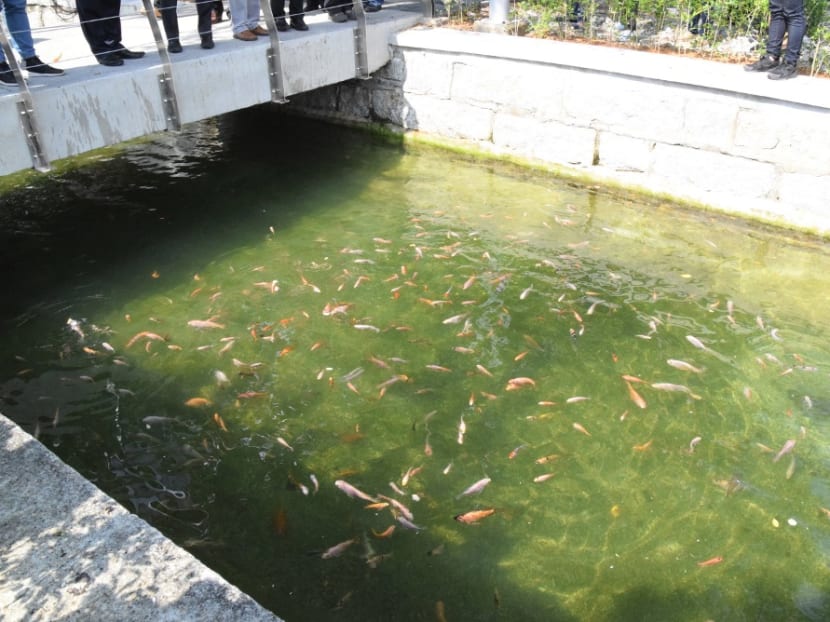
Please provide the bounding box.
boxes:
[0,1,424,176]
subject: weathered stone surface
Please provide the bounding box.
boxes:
[597,132,655,173]
[398,49,454,98]
[0,414,281,622]
[680,95,739,153]
[778,172,830,217]
[493,113,596,167]
[651,143,777,199]
[405,94,494,141]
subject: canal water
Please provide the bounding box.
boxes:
[2,109,830,621]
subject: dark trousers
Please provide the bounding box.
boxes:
[766,0,806,64]
[324,0,349,14]
[158,0,214,41]
[271,0,304,18]
[76,0,122,56]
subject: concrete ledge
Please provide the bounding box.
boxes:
[0,413,282,622]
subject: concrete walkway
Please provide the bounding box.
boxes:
[0,413,282,622]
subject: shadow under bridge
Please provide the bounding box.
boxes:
[0,0,425,177]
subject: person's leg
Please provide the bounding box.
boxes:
[289,0,307,28]
[3,0,36,59]
[782,0,806,64]
[195,0,214,42]
[76,0,113,56]
[158,0,180,43]
[245,0,261,30]
[765,0,786,59]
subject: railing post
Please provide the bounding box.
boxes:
[0,16,50,172]
[489,0,509,24]
[140,0,182,131]
[421,0,433,19]
[259,0,288,103]
[352,0,369,79]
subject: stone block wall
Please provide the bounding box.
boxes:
[287,27,830,236]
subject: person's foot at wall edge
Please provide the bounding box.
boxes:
[768,61,798,80]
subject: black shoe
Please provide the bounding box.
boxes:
[768,61,798,80]
[168,39,183,53]
[291,16,308,30]
[116,48,146,60]
[744,54,778,72]
[0,61,19,87]
[24,55,64,77]
[276,17,289,31]
[201,35,215,49]
[98,53,125,67]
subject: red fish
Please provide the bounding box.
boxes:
[697,556,724,567]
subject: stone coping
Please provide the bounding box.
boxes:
[393,26,830,111]
[0,413,282,622]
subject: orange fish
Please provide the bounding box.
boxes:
[626,381,647,409]
[125,330,167,349]
[184,397,211,408]
[372,525,396,539]
[364,502,390,511]
[506,377,536,390]
[213,412,228,432]
[237,391,268,399]
[697,556,724,567]
[454,508,496,524]
[633,440,653,451]
[273,508,288,536]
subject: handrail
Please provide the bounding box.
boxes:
[0,16,50,171]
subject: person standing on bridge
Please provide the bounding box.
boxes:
[156,0,216,52]
[0,0,65,87]
[271,0,308,31]
[229,0,268,40]
[76,0,147,66]
[744,0,805,80]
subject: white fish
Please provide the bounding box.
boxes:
[67,317,85,340]
[666,359,703,374]
[519,286,533,300]
[354,324,380,333]
[457,415,466,445]
[442,313,469,325]
[456,477,491,499]
[335,480,378,503]
[773,439,796,463]
[214,370,231,387]
[321,538,357,559]
[686,335,706,350]
[650,382,702,400]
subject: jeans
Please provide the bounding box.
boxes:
[766,0,806,64]
[229,0,261,32]
[0,0,36,63]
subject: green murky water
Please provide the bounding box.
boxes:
[3,110,830,621]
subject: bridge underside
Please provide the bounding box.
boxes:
[0,8,422,177]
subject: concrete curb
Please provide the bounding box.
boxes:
[0,413,282,622]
